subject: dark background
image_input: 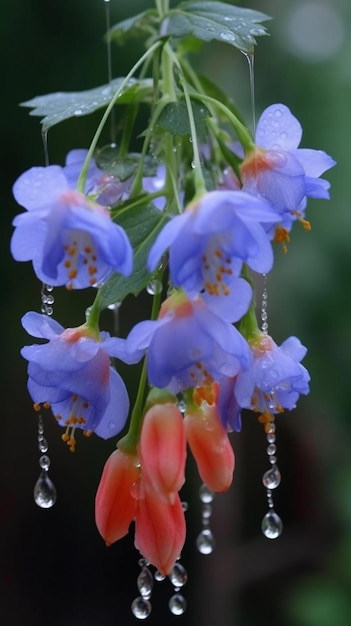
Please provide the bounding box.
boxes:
[1,0,351,625]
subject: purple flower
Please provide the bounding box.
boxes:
[235,333,310,414]
[64,149,131,206]
[240,103,336,237]
[217,376,243,432]
[124,290,252,394]
[21,312,130,444]
[148,190,280,322]
[10,165,133,289]
[142,164,167,211]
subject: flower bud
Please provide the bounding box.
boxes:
[134,485,186,575]
[185,403,234,492]
[139,403,186,504]
[95,448,139,546]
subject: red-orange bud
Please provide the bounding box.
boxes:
[139,403,186,504]
[184,403,234,492]
[134,485,186,575]
[95,449,140,546]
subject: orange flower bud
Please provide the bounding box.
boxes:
[134,484,186,575]
[184,403,234,492]
[139,403,186,504]
[95,448,140,546]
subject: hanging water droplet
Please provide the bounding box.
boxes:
[202,503,212,519]
[199,484,214,503]
[267,443,277,456]
[154,570,166,582]
[169,593,187,616]
[38,437,48,453]
[33,472,57,509]
[181,501,188,512]
[74,109,83,116]
[261,511,283,539]
[262,465,281,489]
[196,528,215,555]
[39,455,50,471]
[137,567,154,599]
[146,279,162,295]
[169,562,188,588]
[131,596,152,619]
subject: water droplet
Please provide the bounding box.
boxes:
[202,503,212,519]
[269,455,277,465]
[38,437,48,453]
[181,501,188,512]
[33,472,57,509]
[154,570,166,582]
[169,593,187,616]
[196,529,215,554]
[267,443,277,456]
[220,31,236,42]
[39,455,50,471]
[199,484,214,503]
[74,109,83,116]
[131,596,152,619]
[169,563,188,588]
[146,279,162,295]
[190,160,196,169]
[262,465,281,489]
[137,567,154,599]
[261,511,283,539]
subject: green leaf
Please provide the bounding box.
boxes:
[98,202,168,310]
[108,9,159,45]
[96,145,158,181]
[164,1,270,53]
[156,99,210,142]
[21,78,153,132]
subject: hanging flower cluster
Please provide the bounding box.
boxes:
[10,0,335,618]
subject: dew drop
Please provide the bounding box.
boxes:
[261,511,283,539]
[33,472,57,509]
[169,593,187,616]
[38,437,48,453]
[262,465,281,489]
[181,501,189,512]
[146,279,162,295]
[154,570,166,582]
[169,562,188,588]
[137,567,154,599]
[220,31,236,42]
[131,596,152,619]
[74,109,83,116]
[202,503,212,519]
[199,484,214,503]
[196,528,215,554]
[267,443,277,456]
[39,455,50,471]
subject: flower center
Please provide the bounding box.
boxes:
[202,241,233,296]
[62,230,99,290]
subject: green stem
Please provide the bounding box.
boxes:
[165,44,207,196]
[85,292,101,335]
[76,40,163,193]
[190,92,255,154]
[118,279,163,454]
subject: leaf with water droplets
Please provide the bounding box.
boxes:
[98,201,168,310]
[156,99,210,142]
[108,8,159,45]
[164,1,271,53]
[21,78,153,132]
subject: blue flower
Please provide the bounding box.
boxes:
[240,103,336,237]
[21,312,130,446]
[10,165,133,289]
[148,190,279,322]
[235,333,310,414]
[124,291,252,394]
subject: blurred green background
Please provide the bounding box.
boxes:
[1,0,350,624]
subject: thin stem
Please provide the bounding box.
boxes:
[190,92,255,153]
[118,281,163,454]
[76,40,163,193]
